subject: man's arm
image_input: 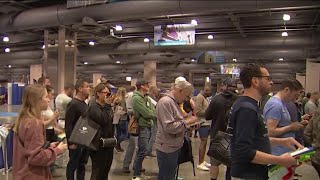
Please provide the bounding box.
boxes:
[266,119,303,137]
[195,95,205,117]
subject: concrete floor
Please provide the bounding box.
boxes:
[0,105,319,179]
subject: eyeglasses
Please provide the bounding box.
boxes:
[255,76,272,81]
[100,91,111,97]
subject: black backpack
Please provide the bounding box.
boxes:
[176,135,195,179]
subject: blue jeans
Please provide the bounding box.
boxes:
[116,120,127,144]
[66,147,89,180]
[157,149,180,180]
[123,135,138,169]
[146,125,157,155]
[133,127,151,176]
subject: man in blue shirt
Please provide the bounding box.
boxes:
[264,79,307,156]
[230,63,303,180]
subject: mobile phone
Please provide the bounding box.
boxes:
[58,137,66,143]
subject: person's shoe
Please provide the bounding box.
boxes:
[197,162,209,171]
[122,167,130,173]
[177,177,184,180]
[132,177,141,180]
[204,161,211,168]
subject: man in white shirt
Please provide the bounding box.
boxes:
[55,84,74,128]
[304,92,319,115]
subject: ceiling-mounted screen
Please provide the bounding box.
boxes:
[154,24,195,46]
[220,64,240,78]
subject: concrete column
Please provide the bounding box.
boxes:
[93,73,102,87]
[144,61,156,86]
[57,26,66,93]
[188,72,194,84]
[306,59,320,92]
[30,64,42,84]
[43,30,49,76]
[131,78,137,86]
[296,73,306,89]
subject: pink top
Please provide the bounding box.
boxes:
[12,116,62,180]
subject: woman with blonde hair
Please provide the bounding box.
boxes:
[13,84,67,180]
[113,87,128,152]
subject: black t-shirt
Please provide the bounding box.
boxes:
[230,96,271,180]
[65,98,88,141]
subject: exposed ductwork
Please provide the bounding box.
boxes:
[0,1,320,33]
[79,34,320,55]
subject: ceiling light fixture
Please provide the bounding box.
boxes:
[144,38,150,42]
[8,65,11,68]
[279,58,284,61]
[116,60,121,64]
[3,36,9,42]
[115,25,123,31]
[233,58,237,62]
[191,19,198,26]
[191,59,195,62]
[89,41,95,46]
[208,35,214,40]
[126,76,132,81]
[283,14,291,21]
[84,62,88,65]
[205,77,210,83]
[42,45,45,49]
[282,32,288,37]
[4,47,10,53]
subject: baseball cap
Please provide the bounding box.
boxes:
[136,78,150,86]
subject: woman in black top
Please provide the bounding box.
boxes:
[88,83,115,180]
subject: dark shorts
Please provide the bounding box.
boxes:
[198,126,210,138]
[210,157,222,166]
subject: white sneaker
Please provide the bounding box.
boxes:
[197,162,210,171]
[204,161,211,168]
[132,174,151,180]
[132,177,141,180]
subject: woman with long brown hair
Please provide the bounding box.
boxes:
[12,84,67,180]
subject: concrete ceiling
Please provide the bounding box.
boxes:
[0,0,319,86]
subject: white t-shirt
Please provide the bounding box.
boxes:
[42,107,54,129]
[55,93,72,119]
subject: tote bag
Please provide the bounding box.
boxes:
[68,107,100,151]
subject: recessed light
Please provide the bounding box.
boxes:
[3,36,9,42]
[191,59,196,62]
[84,62,88,65]
[233,58,237,62]
[208,35,214,39]
[115,25,123,31]
[42,45,45,49]
[8,65,11,68]
[283,14,290,21]
[116,60,121,64]
[144,38,149,43]
[279,58,284,61]
[281,32,288,37]
[4,47,10,53]
[89,41,95,46]
[191,19,198,26]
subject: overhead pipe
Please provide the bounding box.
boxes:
[1,1,320,33]
[79,35,319,55]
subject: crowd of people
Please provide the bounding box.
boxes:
[10,62,320,180]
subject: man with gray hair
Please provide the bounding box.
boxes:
[155,80,199,180]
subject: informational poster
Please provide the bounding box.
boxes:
[154,24,195,46]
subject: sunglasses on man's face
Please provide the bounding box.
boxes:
[100,91,112,97]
